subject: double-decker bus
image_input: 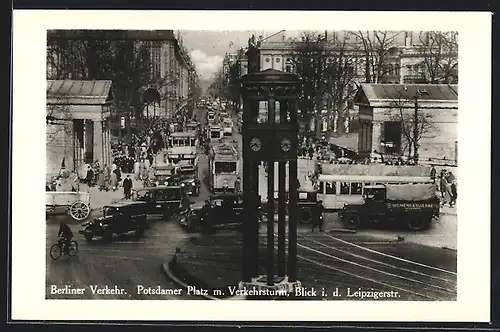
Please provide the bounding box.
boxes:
[208,143,240,192]
[166,131,198,163]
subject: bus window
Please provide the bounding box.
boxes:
[190,139,196,146]
[325,182,336,195]
[318,182,324,194]
[215,162,237,174]
[351,182,362,195]
[340,182,350,195]
[211,131,220,139]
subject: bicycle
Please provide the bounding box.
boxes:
[50,237,78,260]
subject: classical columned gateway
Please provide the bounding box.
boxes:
[46,80,114,178]
[239,69,302,297]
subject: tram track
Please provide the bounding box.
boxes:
[298,234,456,290]
[269,232,456,300]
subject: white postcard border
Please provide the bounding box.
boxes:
[11,10,491,322]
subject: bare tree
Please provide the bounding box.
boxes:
[350,31,403,83]
[291,31,333,138]
[385,91,438,162]
[47,32,183,142]
[323,36,358,134]
[418,31,458,84]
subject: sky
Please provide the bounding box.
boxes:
[179,30,301,80]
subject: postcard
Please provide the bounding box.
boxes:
[11,10,491,322]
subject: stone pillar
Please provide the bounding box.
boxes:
[94,120,103,165]
[371,121,382,153]
[103,119,111,165]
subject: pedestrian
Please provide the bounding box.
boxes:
[123,174,133,199]
[98,170,105,191]
[110,171,118,191]
[114,167,122,184]
[140,160,148,180]
[312,200,325,232]
[439,170,447,198]
[430,165,436,183]
[103,164,111,191]
[234,176,242,193]
[441,177,452,207]
[450,181,457,207]
[446,171,455,184]
[308,146,314,160]
[200,200,213,234]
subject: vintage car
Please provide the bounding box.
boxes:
[178,160,201,196]
[260,190,320,224]
[179,193,255,233]
[152,165,180,186]
[133,186,183,219]
[207,110,217,125]
[339,184,440,231]
[79,201,148,242]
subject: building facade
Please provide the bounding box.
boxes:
[46,80,114,178]
[354,83,458,165]
[47,30,194,138]
[253,30,458,133]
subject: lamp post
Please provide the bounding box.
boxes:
[413,92,420,164]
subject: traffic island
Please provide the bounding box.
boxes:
[165,231,458,301]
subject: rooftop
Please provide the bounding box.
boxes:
[355,83,458,108]
[170,131,197,137]
[47,80,113,105]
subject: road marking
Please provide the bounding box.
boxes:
[323,233,457,275]
[298,234,455,293]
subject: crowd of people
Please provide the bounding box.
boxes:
[72,114,192,193]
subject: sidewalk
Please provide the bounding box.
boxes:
[79,173,144,212]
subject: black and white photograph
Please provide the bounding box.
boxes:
[11,10,491,322]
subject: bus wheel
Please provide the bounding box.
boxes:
[406,215,431,231]
[343,214,361,230]
[299,207,313,224]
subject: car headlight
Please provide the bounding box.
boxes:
[99,222,103,226]
[181,183,185,187]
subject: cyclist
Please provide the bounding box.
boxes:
[57,221,74,255]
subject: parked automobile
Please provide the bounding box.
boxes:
[79,201,148,242]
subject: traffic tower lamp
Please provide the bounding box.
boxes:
[240,69,302,298]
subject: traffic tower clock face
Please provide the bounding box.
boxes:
[250,137,262,151]
[280,137,292,152]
